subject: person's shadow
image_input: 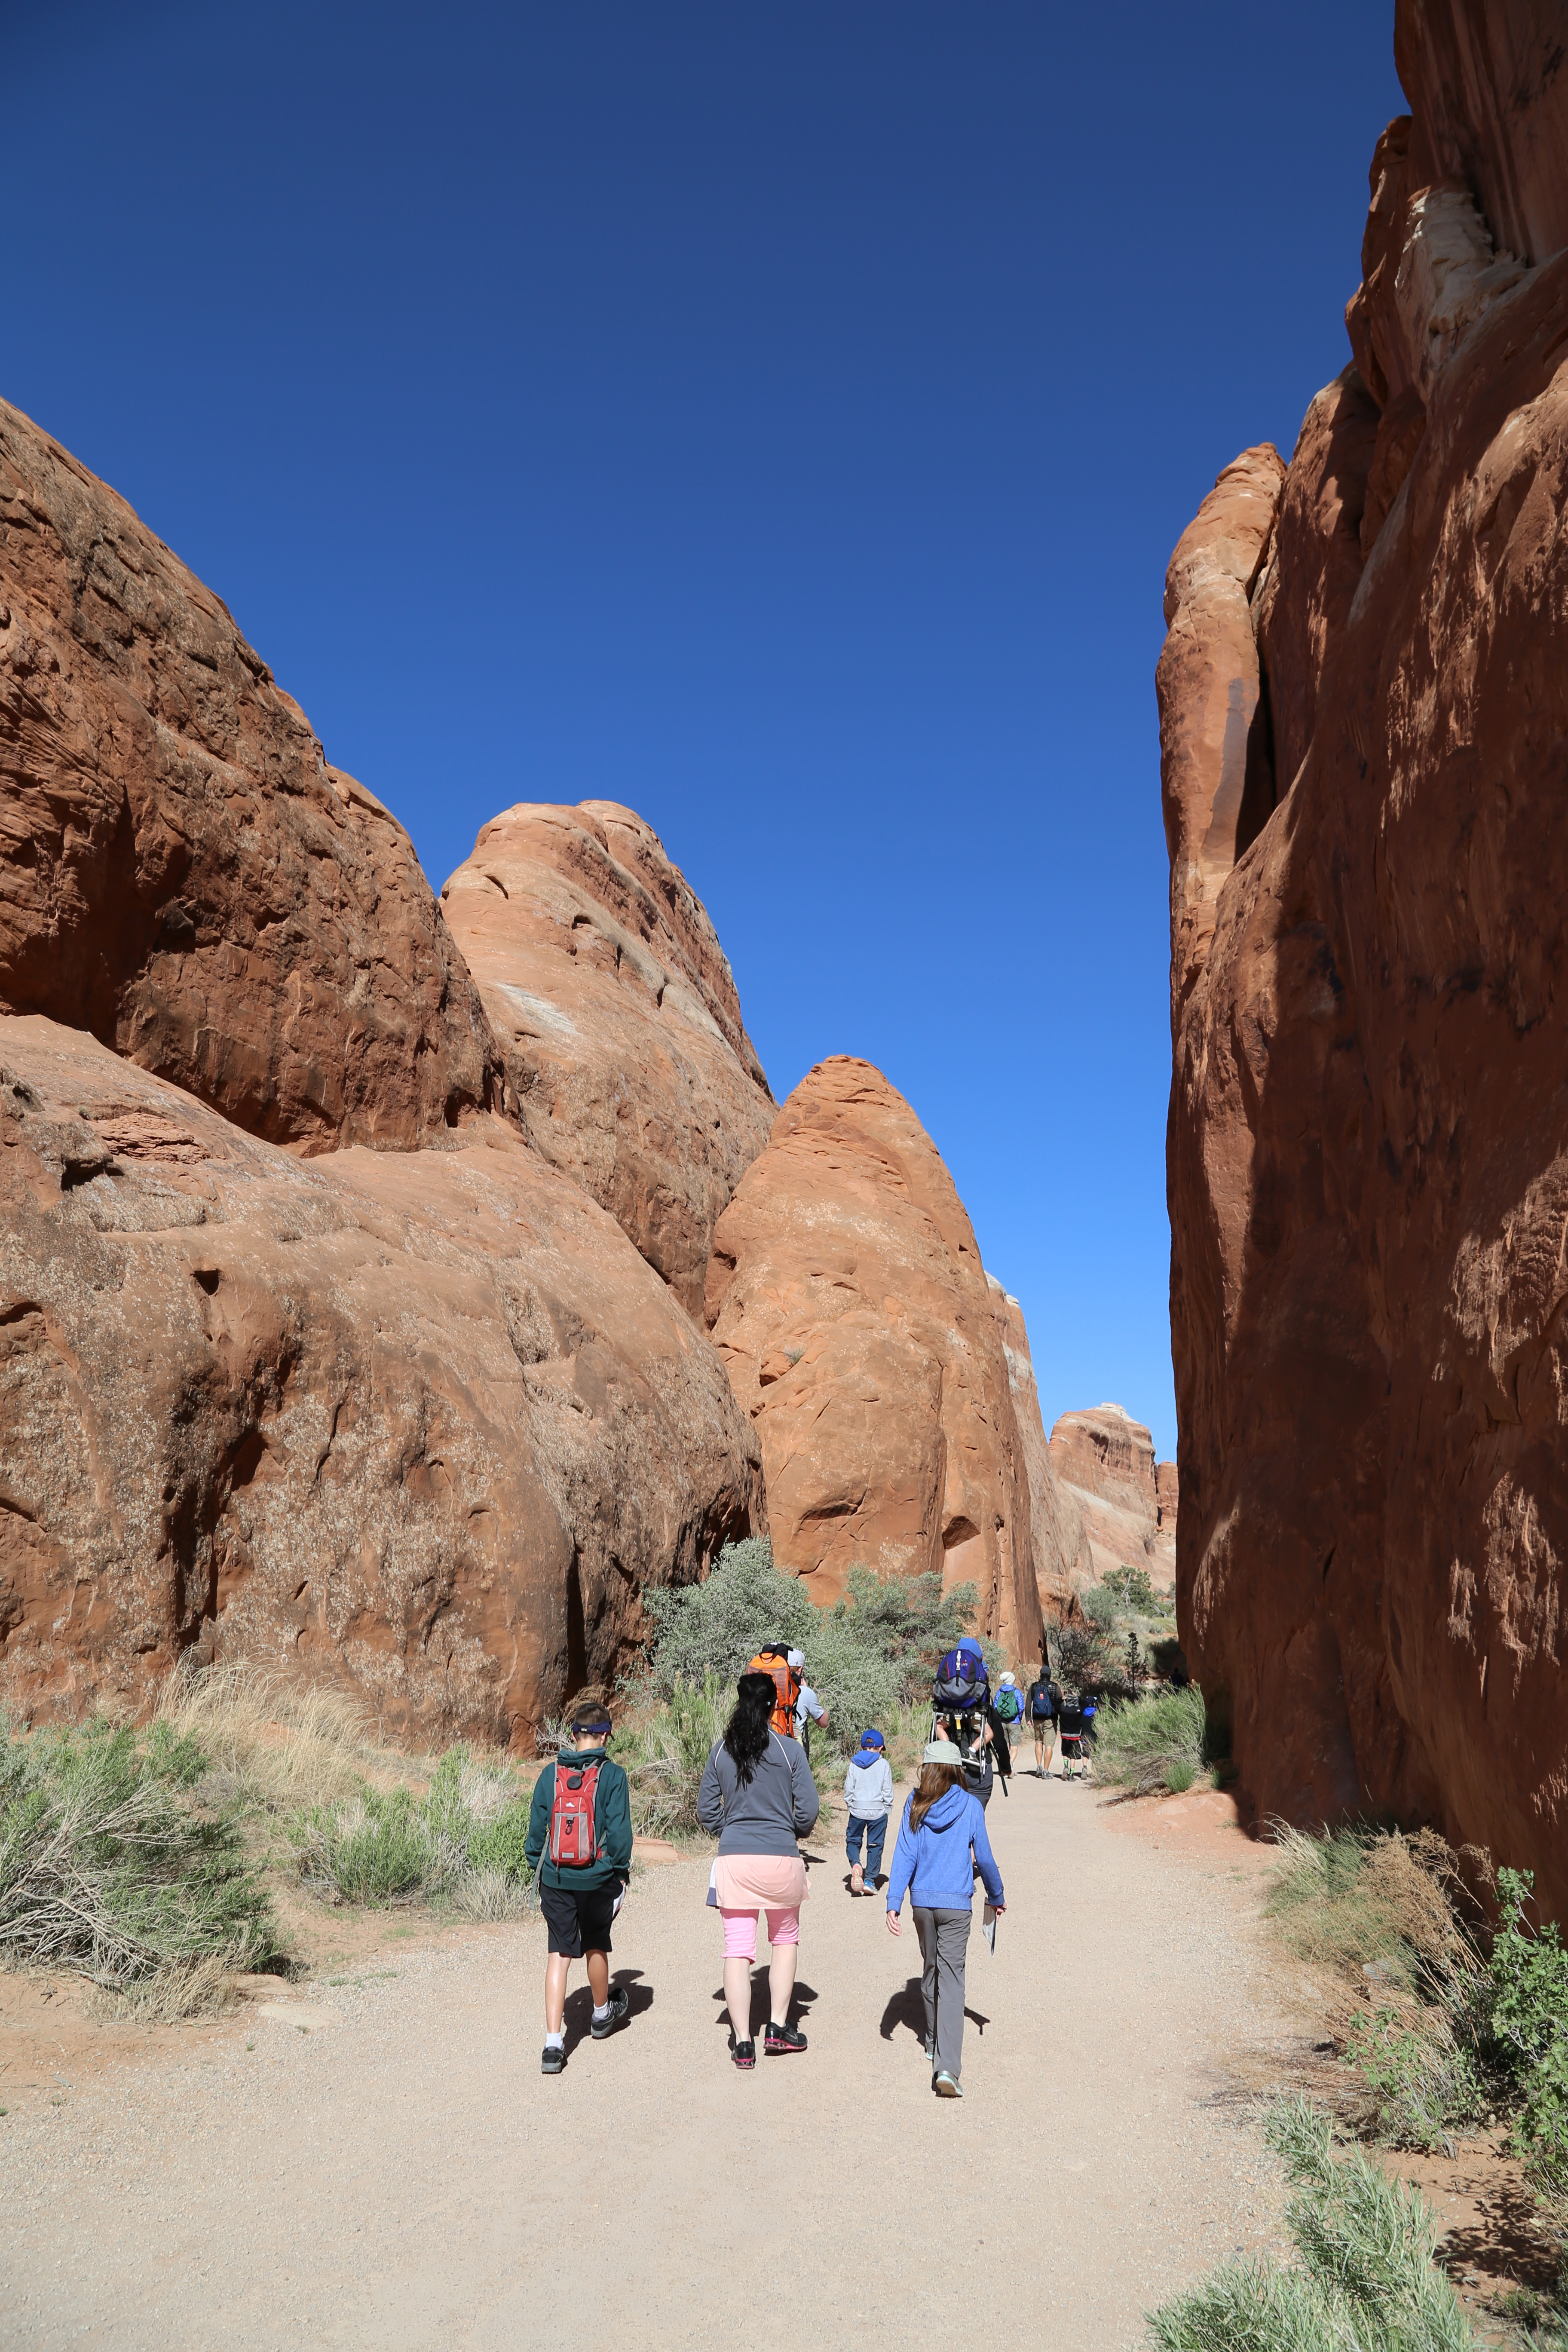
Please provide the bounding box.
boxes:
[879,1978,989,2044]
[560,1967,652,2055]
[711,1970,820,2039]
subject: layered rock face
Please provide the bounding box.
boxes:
[1046,1405,1176,1594]
[1162,0,1568,1911]
[0,1016,760,1740]
[0,414,766,1741]
[441,803,775,1317]
[0,399,501,1152]
[705,1057,1051,1658]
[989,1279,1092,1620]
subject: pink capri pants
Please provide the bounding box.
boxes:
[720,1905,801,1960]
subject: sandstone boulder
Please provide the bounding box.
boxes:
[1162,2,1568,1914]
[441,802,775,1316]
[1047,1405,1176,1595]
[0,1014,762,1742]
[704,1057,1045,1659]
[0,399,501,1151]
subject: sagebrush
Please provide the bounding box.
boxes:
[1146,2096,1475,2351]
[0,1712,279,2009]
[294,1745,534,1914]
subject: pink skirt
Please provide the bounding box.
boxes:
[714,1854,808,1909]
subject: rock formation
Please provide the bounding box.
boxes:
[704,1056,1055,1658]
[1047,1405,1176,1594]
[1161,0,1568,1911]
[0,1014,760,1742]
[0,398,501,1152]
[0,412,767,1743]
[989,1279,1091,1621]
[440,802,774,1317]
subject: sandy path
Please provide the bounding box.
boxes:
[1,1771,1292,2350]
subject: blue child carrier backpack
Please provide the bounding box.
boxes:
[932,1644,989,1712]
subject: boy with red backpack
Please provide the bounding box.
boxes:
[525,1700,634,2076]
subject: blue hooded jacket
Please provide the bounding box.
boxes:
[885,1783,1003,1914]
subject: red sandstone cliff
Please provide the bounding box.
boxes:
[440,802,775,1317]
[1161,0,1568,1911]
[704,1057,1051,1659]
[0,414,766,1740]
[1047,1405,1176,1595]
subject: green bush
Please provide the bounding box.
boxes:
[294,1743,533,1913]
[640,1537,982,1758]
[1145,2097,1476,2351]
[1093,1686,1210,1797]
[0,1713,279,1999]
[1488,1867,1568,2200]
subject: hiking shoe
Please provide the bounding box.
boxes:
[541,2044,565,2075]
[590,1986,629,2040]
[764,2021,807,2055]
[933,2070,962,2098]
[732,2038,756,2070]
[848,1865,864,1896]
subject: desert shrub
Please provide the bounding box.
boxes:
[614,1673,729,1839]
[1048,1618,1119,1692]
[1145,2097,1476,2352]
[639,1537,981,1758]
[0,1712,279,2003]
[1267,1826,1488,2152]
[1488,1867,1568,2201]
[1082,1581,1120,1631]
[1093,1686,1210,1797]
[1102,1564,1161,1615]
[294,1742,533,1914]
[156,1656,412,1813]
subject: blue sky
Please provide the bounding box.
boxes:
[6,5,1405,1459]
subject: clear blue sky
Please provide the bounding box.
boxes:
[6,4,1405,1460]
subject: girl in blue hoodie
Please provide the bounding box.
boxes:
[885,1739,1004,2098]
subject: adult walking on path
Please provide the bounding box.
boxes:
[1025,1665,1058,1777]
[697,1669,819,2069]
[885,1738,1004,2098]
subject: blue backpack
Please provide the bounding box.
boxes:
[933,1646,989,1712]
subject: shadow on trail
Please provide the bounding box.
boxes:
[710,1972,819,2038]
[879,1978,989,2043]
[560,1968,652,2055]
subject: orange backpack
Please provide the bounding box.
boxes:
[748,1648,801,1739]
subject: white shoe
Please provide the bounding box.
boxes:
[933,2070,962,2098]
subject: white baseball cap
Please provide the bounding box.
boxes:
[786,1648,805,1670]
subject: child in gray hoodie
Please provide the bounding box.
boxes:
[842,1727,894,1894]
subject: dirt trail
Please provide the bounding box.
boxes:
[1,1771,1294,2350]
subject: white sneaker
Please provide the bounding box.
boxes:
[933,2070,962,2098]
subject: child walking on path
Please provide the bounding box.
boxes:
[525,1700,634,2076]
[698,1670,820,2069]
[885,1739,1004,2098]
[843,1728,894,1895]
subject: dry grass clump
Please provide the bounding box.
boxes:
[156,1658,405,1814]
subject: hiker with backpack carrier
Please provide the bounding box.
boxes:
[525,1698,634,2076]
[885,1738,1005,2098]
[697,1667,820,2070]
[931,1636,1010,1807]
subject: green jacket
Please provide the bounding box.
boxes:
[525,1746,633,1892]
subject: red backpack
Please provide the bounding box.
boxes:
[547,1757,602,1867]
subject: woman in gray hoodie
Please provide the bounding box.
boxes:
[698,1670,820,2069]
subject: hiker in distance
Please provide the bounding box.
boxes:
[885,1738,1004,2099]
[1025,1660,1058,1778]
[842,1725,894,1895]
[698,1668,819,2070]
[525,1697,634,2076]
[790,1646,829,1757]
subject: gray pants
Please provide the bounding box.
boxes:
[913,1906,971,2079]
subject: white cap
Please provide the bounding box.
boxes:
[999,1671,1017,1684]
[786,1648,805,1670]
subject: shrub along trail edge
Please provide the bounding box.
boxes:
[1,1772,1293,2352]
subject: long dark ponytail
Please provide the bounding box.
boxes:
[723,1671,778,1785]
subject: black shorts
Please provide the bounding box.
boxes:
[540,1879,619,1958]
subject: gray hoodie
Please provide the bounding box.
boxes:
[697,1731,819,1856]
[842,1753,894,1821]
